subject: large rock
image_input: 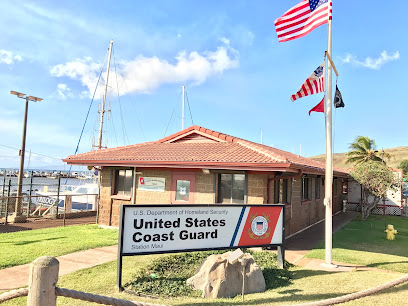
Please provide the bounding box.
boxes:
[186,251,265,298]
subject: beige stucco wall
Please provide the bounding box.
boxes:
[98,167,345,236]
[98,168,271,226]
[284,176,344,236]
[135,170,172,204]
[247,173,268,204]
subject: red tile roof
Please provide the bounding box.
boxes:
[63,125,348,176]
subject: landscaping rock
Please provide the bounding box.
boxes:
[186,251,265,298]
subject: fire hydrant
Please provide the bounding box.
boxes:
[385,224,398,240]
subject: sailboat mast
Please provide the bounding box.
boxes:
[182,85,185,130]
[97,40,114,150]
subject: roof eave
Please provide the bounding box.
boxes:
[63,159,297,172]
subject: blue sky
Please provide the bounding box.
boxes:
[0,0,406,170]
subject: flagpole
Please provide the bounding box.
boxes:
[324,0,335,266]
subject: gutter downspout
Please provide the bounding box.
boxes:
[267,170,303,203]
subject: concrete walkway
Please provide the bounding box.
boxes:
[0,245,117,291]
[284,211,360,271]
[1,211,384,291]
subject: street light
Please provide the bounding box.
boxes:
[10,90,43,222]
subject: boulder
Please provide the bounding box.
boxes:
[186,251,265,298]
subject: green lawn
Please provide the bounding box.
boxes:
[306,215,408,273]
[2,256,407,306]
[2,216,408,305]
[0,224,118,269]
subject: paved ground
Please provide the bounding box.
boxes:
[0,211,379,292]
[0,215,97,233]
[0,245,117,291]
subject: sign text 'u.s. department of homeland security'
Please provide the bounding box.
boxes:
[119,205,284,255]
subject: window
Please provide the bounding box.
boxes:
[274,179,291,204]
[315,177,321,199]
[218,174,246,204]
[302,176,311,201]
[113,169,133,196]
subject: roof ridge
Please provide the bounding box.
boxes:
[157,125,241,143]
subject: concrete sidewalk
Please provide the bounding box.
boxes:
[284,211,359,267]
[0,245,117,291]
[0,211,365,291]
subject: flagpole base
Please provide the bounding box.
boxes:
[321,263,338,269]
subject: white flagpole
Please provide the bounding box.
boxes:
[324,0,334,266]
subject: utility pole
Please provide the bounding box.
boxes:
[10,91,43,223]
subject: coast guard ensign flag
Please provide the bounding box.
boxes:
[291,61,325,102]
[275,0,331,43]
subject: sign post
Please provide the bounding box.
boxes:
[117,204,285,290]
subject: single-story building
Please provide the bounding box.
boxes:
[63,125,349,237]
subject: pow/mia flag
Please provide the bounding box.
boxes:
[334,85,345,108]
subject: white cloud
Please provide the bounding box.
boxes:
[56,83,74,100]
[50,41,239,98]
[341,51,400,70]
[0,50,23,65]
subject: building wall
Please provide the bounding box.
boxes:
[135,170,172,204]
[284,176,344,237]
[98,168,345,236]
[99,168,270,227]
[247,173,268,204]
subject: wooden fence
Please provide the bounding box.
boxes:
[0,256,168,306]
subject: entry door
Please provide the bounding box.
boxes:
[171,173,195,204]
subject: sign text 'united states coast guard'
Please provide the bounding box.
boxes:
[119,204,284,255]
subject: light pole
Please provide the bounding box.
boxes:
[10,90,42,222]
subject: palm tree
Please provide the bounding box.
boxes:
[345,136,392,165]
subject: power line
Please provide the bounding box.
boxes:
[0,143,61,160]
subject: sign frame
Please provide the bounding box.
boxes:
[117,204,285,290]
[137,177,166,192]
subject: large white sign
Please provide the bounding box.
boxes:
[119,205,284,255]
[137,177,165,192]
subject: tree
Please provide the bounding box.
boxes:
[397,159,408,177]
[350,160,401,220]
[345,136,392,165]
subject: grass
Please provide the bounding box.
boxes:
[306,215,408,273]
[2,256,407,306]
[3,216,408,305]
[0,224,118,269]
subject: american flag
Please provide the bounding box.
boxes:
[291,61,325,101]
[275,0,331,43]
